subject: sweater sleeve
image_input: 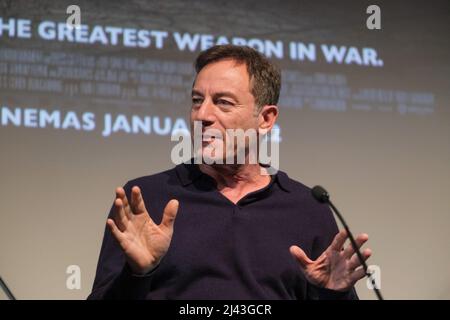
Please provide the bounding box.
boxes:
[87,183,157,300]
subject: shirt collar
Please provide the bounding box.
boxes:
[175,161,292,192]
[175,161,204,186]
[274,170,292,193]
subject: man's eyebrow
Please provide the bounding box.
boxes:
[212,91,239,101]
[191,89,203,97]
[191,90,239,101]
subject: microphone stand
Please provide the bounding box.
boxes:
[0,276,16,300]
[313,186,384,300]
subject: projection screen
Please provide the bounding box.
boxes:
[0,0,449,299]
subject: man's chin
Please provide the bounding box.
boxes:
[199,152,225,165]
[198,153,249,167]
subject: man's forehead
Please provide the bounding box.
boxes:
[193,60,251,94]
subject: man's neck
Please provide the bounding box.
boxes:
[198,162,270,191]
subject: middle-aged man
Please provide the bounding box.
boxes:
[88,45,372,300]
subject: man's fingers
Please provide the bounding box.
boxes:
[161,199,180,231]
[113,198,128,231]
[342,233,369,259]
[350,266,367,283]
[330,229,348,251]
[116,187,132,219]
[289,245,313,269]
[130,186,148,214]
[348,248,372,270]
[107,218,125,243]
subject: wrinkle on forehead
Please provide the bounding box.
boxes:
[194,59,253,96]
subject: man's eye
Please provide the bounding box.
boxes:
[216,99,234,106]
[192,98,203,105]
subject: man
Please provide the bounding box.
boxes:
[88,45,371,300]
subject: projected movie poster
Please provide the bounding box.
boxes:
[1,1,440,140]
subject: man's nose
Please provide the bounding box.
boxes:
[193,99,215,127]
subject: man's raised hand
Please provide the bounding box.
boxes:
[289,229,372,292]
[107,186,179,275]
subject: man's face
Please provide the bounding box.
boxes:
[190,59,259,163]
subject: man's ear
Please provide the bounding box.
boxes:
[258,105,279,134]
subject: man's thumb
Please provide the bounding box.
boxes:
[289,245,312,269]
[161,199,179,230]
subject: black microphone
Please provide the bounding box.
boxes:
[0,276,16,300]
[311,185,384,300]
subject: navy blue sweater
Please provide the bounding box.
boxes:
[88,163,358,300]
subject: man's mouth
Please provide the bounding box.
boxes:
[202,138,217,147]
[202,132,220,143]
